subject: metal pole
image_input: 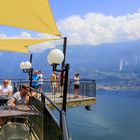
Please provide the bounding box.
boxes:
[29,54,33,80]
[62,37,67,112]
[29,68,33,88]
[30,54,33,64]
[62,64,69,112]
[60,37,67,97]
[29,54,33,92]
[62,37,67,68]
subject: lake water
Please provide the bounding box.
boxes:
[67,90,140,140]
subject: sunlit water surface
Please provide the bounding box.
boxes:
[67,90,140,140]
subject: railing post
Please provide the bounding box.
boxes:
[29,54,33,80]
[29,68,33,89]
[94,80,96,97]
[41,93,46,140]
[62,64,69,112]
[60,110,69,140]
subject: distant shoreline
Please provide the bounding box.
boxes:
[97,85,140,91]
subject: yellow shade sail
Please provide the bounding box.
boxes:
[0,0,61,36]
[0,38,55,53]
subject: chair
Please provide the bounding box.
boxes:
[0,117,32,140]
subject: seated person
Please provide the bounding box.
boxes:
[8,84,36,108]
[0,80,13,95]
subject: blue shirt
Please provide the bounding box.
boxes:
[32,75,39,88]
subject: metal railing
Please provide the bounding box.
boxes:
[40,79,96,102]
[0,78,96,140]
[29,87,69,140]
[0,79,71,140]
[0,78,96,101]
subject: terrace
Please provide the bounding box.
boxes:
[0,78,96,140]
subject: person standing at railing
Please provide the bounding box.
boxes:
[56,73,60,92]
[32,70,39,89]
[59,72,65,98]
[38,70,43,92]
[74,73,80,98]
[0,80,13,95]
[50,71,57,94]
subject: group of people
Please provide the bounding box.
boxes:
[31,70,43,91]
[50,71,80,98]
[31,70,64,98]
[0,80,35,126]
[0,71,80,106]
[0,80,35,107]
[50,71,65,98]
[0,71,80,107]
[30,69,80,99]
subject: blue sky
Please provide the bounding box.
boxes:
[0,0,140,51]
[1,0,140,30]
[50,0,140,20]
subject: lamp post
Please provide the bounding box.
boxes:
[48,49,69,112]
[20,61,33,88]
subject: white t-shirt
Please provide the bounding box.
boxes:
[38,73,43,84]
[0,85,13,94]
[74,76,80,85]
[12,91,27,105]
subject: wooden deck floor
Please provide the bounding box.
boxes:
[44,92,96,109]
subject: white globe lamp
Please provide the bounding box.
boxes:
[47,49,64,65]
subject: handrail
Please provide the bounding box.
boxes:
[30,87,61,112]
[30,87,69,140]
[60,110,69,140]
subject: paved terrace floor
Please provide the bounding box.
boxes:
[44,92,96,109]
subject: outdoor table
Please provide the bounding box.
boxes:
[0,105,40,117]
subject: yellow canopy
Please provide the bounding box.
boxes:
[0,38,55,53]
[0,0,60,36]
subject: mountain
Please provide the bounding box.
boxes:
[65,40,140,74]
[0,40,140,86]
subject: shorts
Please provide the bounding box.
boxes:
[52,82,56,88]
[74,85,79,89]
[60,83,64,86]
[38,84,43,88]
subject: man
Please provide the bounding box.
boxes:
[0,80,13,95]
[8,84,35,107]
[32,70,39,89]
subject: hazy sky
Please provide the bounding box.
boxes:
[0,0,140,51]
